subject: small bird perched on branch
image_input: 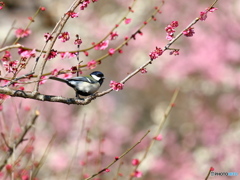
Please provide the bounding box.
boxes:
[49,71,105,97]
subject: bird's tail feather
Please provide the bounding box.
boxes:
[49,76,68,83]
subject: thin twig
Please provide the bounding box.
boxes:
[32,133,56,178]
[129,88,180,180]
[0,0,219,105]
[0,20,16,48]
[3,72,34,87]
[1,133,11,150]
[12,7,42,45]
[205,168,213,180]
[18,0,138,54]
[84,130,150,180]
[164,0,219,50]
[0,110,39,171]
[114,161,124,180]
[0,44,22,52]
[14,136,34,167]
[16,1,163,76]
[65,115,86,180]
[81,0,138,52]
[34,0,85,92]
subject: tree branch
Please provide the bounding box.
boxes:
[34,0,85,92]
[0,110,39,170]
[0,87,112,105]
[0,44,22,52]
[85,130,150,180]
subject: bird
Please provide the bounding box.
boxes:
[49,71,105,97]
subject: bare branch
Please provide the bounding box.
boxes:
[0,110,39,170]
[128,88,180,180]
[0,20,16,48]
[34,0,85,92]
[0,0,219,106]
[32,134,56,178]
[85,130,150,180]
[0,87,112,105]
[0,44,22,52]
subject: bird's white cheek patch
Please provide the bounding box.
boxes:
[91,74,101,81]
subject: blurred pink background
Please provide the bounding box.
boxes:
[0,0,240,179]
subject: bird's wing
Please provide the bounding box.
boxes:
[67,76,97,83]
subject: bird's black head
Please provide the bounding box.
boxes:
[90,71,105,85]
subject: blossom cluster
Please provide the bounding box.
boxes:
[108,48,115,55]
[200,7,218,21]
[109,81,124,91]
[93,40,109,50]
[1,49,36,74]
[15,28,31,38]
[59,52,76,59]
[18,48,36,58]
[149,47,163,60]
[66,10,79,18]
[80,0,90,10]
[79,0,98,10]
[165,21,178,41]
[1,51,18,73]
[0,2,5,10]
[87,60,97,69]
[125,18,131,24]
[45,49,58,60]
[110,32,118,40]
[44,33,53,41]
[169,49,179,56]
[183,27,195,37]
[58,32,70,42]
[74,37,82,46]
